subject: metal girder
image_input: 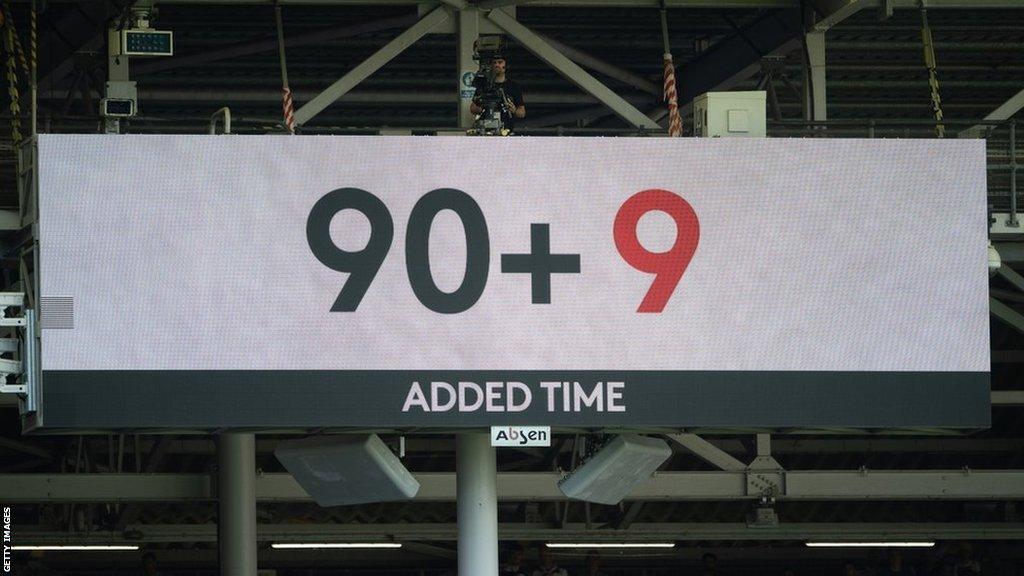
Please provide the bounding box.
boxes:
[457,8,478,128]
[804,31,827,121]
[153,0,794,5]
[676,9,802,112]
[437,0,468,9]
[39,1,130,88]
[133,14,419,76]
[748,434,784,496]
[149,0,1024,6]
[993,391,1024,406]
[41,88,652,106]
[0,437,53,460]
[996,242,1024,264]
[809,0,872,32]
[879,0,894,19]
[787,470,1024,499]
[998,264,1024,293]
[992,297,1024,335]
[960,89,1024,138]
[667,434,747,471]
[0,473,212,502]
[615,501,645,530]
[993,289,1024,305]
[0,210,21,231]
[402,542,458,560]
[82,436,1024,456]
[292,6,451,126]
[16,522,1024,543]
[535,32,661,97]
[477,0,519,9]
[6,470,1024,503]
[485,9,660,130]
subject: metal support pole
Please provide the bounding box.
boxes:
[293,6,449,126]
[218,432,257,576]
[1010,121,1018,227]
[105,28,129,134]
[457,7,479,129]
[486,9,659,130]
[274,2,295,134]
[804,31,826,122]
[456,433,498,576]
[538,32,660,97]
[659,4,671,55]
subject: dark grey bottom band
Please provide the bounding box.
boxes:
[32,370,990,431]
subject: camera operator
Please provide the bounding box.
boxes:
[470,53,526,132]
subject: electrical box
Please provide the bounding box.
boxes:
[693,91,767,138]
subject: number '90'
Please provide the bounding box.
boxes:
[306,187,699,314]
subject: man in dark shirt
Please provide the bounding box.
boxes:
[470,54,526,132]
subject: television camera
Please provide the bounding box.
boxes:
[469,36,512,136]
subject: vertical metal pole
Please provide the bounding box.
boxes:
[457,8,479,129]
[457,433,498,576]
[105,28,129,134]
[274,2,295,134]
[804,32,826,122]
[219,432,257,576]
[1010,121,1018,227]
[274,4,290,93]
[659,5,671,55]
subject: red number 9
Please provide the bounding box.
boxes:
[613,189,700,313]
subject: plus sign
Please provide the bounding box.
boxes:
[501,223,581,304]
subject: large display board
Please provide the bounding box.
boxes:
[32,134,990,429]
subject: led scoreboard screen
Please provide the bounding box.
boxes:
[33,135,990,430]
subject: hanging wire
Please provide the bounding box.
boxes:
[919,0,945,138]
[1,5,22,143]
[3,2,28,76]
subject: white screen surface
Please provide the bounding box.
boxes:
[38,134,989,373]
